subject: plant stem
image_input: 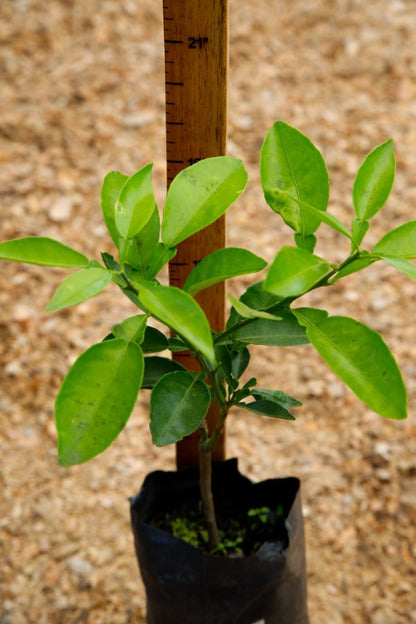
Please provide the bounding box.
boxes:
[213,316,257,344]
[199,421,219,551]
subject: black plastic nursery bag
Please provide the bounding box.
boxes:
[130,458,309,624]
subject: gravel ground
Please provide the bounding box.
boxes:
[1,1,416,622]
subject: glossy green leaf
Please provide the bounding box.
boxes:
[168,336,188,352]
[146,243,177,278]
[141,326,169,353]
[121,288,144,310]
[293,307,329,327]
[294,309,407,420]
[377,255,416,280]
[226,282,283,329]
[112,314,147,343]
[222,310,308,346]
[101,171,129,247]
[214,344,234,385]
[101,252,120,272]
[0,237,89,268]
[353,139,395,220]
[142,356,185,389]
[264,246,332,298]
[46,267,113,311]
[121,244,175,285]
[239,399,295,420]
[184,248,267,296]
[293,204,351,241]
[231,347,250,380]
[260,121,329,236]
[351,219,370,248]
[136,281,216,363]
[240,281,283,311]
[56,339,144,465]
[252,389,302,409]
[372,221,416,259]
[229,294,282,320]
[115,164,155,239]
[294,233,317,252]
[123,206,161,274]
[150,371,210,446]
[162,157,248,247]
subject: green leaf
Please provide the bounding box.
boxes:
[46,267,113,311]
[377,255,416,280]
[56,339,144,465]
[351,219,370,248]
[226,282,283,328]
[142,356,186,389]
[123,206,161,274]
[260,121,329,237]
[121,288,144,310]
[293,307,329,327]
[222,310,308,346]
[214,344,234,385]
[231,347,250,380]
[0,237,89,268]
[239,399,295,420]
[112,314,147,343]
[141,326,169,353]
[292,203,351,241]
[330,255,376,283]
[184,248,267,296]
[233,378,257,403]
[101,171,129,247]
[101,252,120,272]
[252,389,302,409]
[115,164,156,239]
[146,243,177,278]
[294,310,407,420]
[294,233,317,252]
[229,294,282,320]
[136,281,216,364]
[240,281,284,310]
[372,221,416,259]
[353,139,395,220]
[162,157,248,247]
[264,246,332,298]
[150,371,210,446]
[168,336,188,352]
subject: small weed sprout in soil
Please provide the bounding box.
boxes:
[0,121,414,553]
[152,504,286,556]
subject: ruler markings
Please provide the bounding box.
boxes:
[163,0,228,468]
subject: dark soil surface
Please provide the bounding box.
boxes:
[1,1,416,623]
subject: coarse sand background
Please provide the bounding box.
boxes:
[1,1,416,622]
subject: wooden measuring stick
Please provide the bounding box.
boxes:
[162,0,228,469]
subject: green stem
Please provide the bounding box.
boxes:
[199,422,219,552]
[195,352,229,452]
[336,251,361,272]
[204,409,228,452]
[213,316,258,344]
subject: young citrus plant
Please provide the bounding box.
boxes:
[1,121,413,550]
